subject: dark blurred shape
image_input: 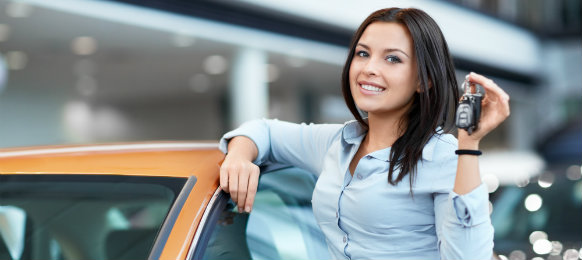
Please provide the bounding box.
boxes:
[538,119,582,164]
[106,229,158,260]
[444,0,582,37]
[109,0,352,47]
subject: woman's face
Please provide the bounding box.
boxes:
[349,22,419,117]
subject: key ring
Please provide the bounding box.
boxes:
[461,76,484,96]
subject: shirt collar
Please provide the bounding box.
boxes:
[341,119,367,145]
[341,119,441,162]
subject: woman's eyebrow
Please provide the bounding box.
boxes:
[385,48,409,58]
[356,43,409,58]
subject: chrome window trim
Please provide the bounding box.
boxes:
[148,175,197,260]
[186,187,222,260]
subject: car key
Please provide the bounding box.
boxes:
[456,77,483,135]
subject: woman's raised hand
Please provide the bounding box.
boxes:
[220,136,260,213]
[458,72,511,143]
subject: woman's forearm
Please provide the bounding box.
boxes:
[226,136,259,162]
[453,72,511,195]
[453,138,482,195]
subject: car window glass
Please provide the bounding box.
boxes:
[200,167,330,260]
[0,175,187,260]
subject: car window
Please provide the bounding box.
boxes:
[0,174,187,260]
[198,167,330,260]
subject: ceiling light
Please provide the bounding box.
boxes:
[203,55,228,75]
[533,239,552,255]
[538,172,554,188]
[6,2,33,18]
[529,231,548,244]
[550,241,563,256]
[71,37,98,56]
[564,249,579,260]
[562,249,578,260]
[524,194,542,212]
[0,24,10,42]
[482,174,499,193]
[514,177,529,188]
[566,165,581,181]
[6,51,27,70]
[63,101,93,142]
[508,250,526,260]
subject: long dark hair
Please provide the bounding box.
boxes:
[341,8,459,192]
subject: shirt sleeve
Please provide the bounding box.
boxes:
[433,155,495,260]
[219,118,343,175]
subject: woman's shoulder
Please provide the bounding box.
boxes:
[267,118,347,141]
[424,132,458,162]
[422,132,459,190]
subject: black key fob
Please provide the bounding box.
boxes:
[456,78,483,135]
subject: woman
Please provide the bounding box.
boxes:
[219,7,509,260]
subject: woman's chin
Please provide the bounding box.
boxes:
[354,102,379,114]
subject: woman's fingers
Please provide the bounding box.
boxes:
[459,72,511,140]
[237,168,249,212]
[219,158,260,213]
[244,166,260,212]
[219,165,229,191]
[467,72,510,102]
[228,166,239,204]
[470,72,510,121]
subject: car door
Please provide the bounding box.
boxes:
[189,167,330,260]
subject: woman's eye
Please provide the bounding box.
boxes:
[355,50,368,57]
[386,55,401,63]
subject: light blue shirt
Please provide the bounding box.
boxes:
[220,119,494,260]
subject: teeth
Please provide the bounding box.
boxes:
[361,84,384,92]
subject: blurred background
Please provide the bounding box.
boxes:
[0,0,579,259]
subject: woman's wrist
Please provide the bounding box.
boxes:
[457,137,480,150]
[227,136,259,162]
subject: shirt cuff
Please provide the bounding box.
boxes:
[218,119,270,166]
[449,183,490,227]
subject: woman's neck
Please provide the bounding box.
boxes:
[364,113,406,151]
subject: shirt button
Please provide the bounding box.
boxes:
[343,236,347,243]
[357,174,363,180]
[336,211,339,218]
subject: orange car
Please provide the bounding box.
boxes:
[0,142,330,260]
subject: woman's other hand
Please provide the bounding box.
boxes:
[458,72,511,146]
[220,136,260,213]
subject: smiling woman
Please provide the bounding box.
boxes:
[219,7,511,260]
[349,22,419,117]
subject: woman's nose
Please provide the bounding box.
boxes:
[363,58,380,76]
